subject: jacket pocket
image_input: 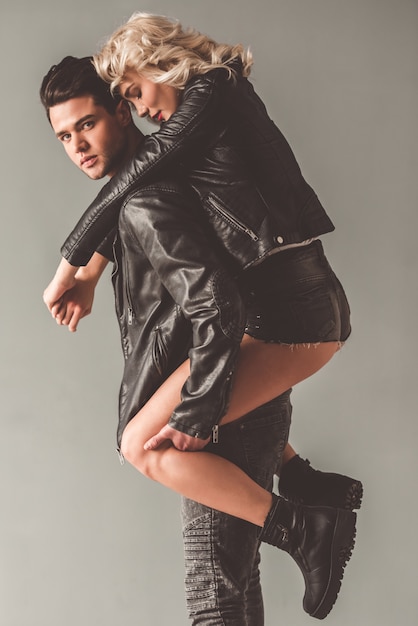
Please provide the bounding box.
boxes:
[151,307,192,378]
[152,325,169,376]
[122,248,135,325]
[205,194,259,242]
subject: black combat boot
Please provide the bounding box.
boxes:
[279,455,363,511]
[259,494,356,619]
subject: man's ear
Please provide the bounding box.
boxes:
[115,100,133,127]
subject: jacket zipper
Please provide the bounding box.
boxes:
[122,249,135,325]
[206,196,259,241]
[212,425,219,444]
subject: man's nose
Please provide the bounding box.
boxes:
[75,134,89,152]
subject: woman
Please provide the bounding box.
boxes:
[43,13,359,619]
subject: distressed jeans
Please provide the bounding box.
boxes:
[181,391,292,625]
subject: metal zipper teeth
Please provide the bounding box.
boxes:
[122,248,135,325]
[206,196,259,241]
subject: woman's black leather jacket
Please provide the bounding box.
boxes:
[61,63,334,267]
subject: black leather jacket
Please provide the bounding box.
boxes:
[61,65,335,443]
[61,64,334,267]
[112,179,246,446]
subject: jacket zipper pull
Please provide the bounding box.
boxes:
[127,307,134,325]
[212,425,219,444]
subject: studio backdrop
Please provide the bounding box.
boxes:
[1,1,417,624]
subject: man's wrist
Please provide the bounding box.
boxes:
[75,252,108,285]
[55,257,78,289]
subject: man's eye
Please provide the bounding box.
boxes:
[61,133,71,142]
[83,121,94,129]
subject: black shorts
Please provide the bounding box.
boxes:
[241,240,351,344]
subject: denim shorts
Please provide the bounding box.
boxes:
[241,240,351,344]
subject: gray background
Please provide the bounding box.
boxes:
[1,0,417,624]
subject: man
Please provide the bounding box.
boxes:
[40,56,293,624]
[40,56,360,623]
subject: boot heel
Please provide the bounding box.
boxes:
[279,456,363,510]
[345,480,363,510]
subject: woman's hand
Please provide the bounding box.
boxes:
[144,424,210,452]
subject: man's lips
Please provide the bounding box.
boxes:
[152,111,164,122]
[80,155,98,167]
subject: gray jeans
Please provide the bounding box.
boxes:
[181,392,292,625]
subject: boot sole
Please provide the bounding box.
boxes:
[345,480,363,511]
[309,508,357,620]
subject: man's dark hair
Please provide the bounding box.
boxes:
[40,56,122,121]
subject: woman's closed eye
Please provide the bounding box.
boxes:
[125,89,141,102]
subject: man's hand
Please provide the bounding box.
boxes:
[144,424,211,452]
[43,257,78,313]
[43,253,109,332]
[50,279,96,332]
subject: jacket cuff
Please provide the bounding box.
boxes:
[168,416,215,440]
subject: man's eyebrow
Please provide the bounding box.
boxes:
[55,114,95,138]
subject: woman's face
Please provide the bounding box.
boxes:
[120,70,181,123]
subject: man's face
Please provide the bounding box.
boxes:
[49,96,131,179]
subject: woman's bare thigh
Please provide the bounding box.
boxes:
[221,336,338,424]
[122,336,339,448]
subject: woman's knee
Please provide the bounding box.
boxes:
[120,422,154,476]
[120,420,168,482]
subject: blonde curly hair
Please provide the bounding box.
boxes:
[93,12,253,92]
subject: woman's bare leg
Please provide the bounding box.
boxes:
[221,336,338,423]
[121,337,339,526]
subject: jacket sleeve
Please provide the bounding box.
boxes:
[94,227,117,261]
[120,182,246,439]
[61,69,229,267]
